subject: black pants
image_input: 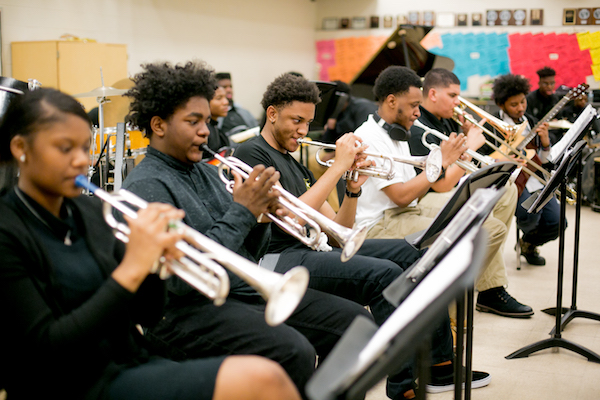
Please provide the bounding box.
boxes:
[145,288,371,400]
[107,357,226,400]
[275,239,454,398]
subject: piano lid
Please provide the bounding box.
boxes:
[350,25,454,101]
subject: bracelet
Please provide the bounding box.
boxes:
[436,166,446,182]
[345,187,362,198]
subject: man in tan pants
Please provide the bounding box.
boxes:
[354,66,533,318]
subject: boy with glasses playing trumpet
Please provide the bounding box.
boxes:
[234,72,491,398]
[407,68,532,318]
[119,60,373,400]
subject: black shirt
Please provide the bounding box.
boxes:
[526,89,561,121]
[235,135,315,253]
[408,105,460,157]
[11,188,105,311]
[321,96,378,143]
[204,119,231,159]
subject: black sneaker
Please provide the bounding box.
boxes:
[426,363,491,393]
[476,287,534,318]
[519,239,546,266]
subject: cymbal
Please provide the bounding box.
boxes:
[73,85,128,98]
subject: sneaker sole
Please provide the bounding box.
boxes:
[426,374,492,393]
[475,303,534,318]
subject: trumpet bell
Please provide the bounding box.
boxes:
[425,147,443,183]
[340,224,370,262]
[265,266,310,326]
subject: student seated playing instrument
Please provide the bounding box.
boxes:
[407,68,531,318]
[234,73,491,399]
[0,88,302,400]
[481,74,561,267]
[120,61,371,400]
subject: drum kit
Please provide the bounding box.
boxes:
[72,70,148,191]
[0,70,147,192]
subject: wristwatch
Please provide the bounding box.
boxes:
[436,166,447,182]
[345,187,362,198]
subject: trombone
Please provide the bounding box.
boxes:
[74,175,309,327]
[455,96,551,180]
[296,138,443,183]
[452,101,577,204]
[202,145,369,262]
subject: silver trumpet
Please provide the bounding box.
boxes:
[74,175,309,326]
[413,119,495,174]
[202,145,368,262]
[296,138,443,183]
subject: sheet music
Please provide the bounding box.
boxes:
[549,105,597,163]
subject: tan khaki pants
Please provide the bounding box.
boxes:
[366,183,518,292]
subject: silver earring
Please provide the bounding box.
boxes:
[19,154,26,162]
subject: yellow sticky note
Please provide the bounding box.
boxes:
[577,32,591,50]
[591,64,600,81]
[590,48,600,64]
[590,31,600,48]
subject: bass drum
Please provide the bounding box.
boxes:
[581,148,600,205]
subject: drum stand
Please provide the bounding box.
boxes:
[506,142,600,363]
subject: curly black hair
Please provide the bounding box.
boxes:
[373,66,422,103]
[126,61,217,138]
[536,66,555,79]
[492,74,531,106]
[260,74,320,111]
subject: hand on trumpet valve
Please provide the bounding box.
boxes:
[231,164,281,219]
[439,132,468,168]
[334,133,368,172]
[121,203,186,278]
[347,156,374,188]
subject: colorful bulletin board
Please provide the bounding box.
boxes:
[577,31,600,82]
[316,31,593,90]
[316,36,387,82]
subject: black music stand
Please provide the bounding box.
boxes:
[401,162,515,400]
[404,161,517,249]
[506,140,600,363]
[305,223,488,400]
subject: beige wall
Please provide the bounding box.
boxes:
[317,0,600,30]
[0,0,318,118]
[1,0,597,115]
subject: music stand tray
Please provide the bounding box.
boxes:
[506,140,600,363]
[306,189,498,400]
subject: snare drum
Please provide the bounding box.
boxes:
[128,130,149,155]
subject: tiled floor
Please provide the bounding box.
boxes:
[366,203,600,400]
[2,205,598,400]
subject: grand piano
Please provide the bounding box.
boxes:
[350,24,454,100]
[312,25,454,129]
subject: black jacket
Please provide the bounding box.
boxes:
[0,191,166,400]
